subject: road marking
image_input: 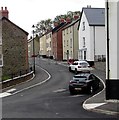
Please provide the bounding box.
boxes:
[0,66,51,98]
[6,88,16,93]
[53,89,67,93]
[0,88,17,98]
[68,94,85,98]
[0,92,11,98]
[84,103,106,109]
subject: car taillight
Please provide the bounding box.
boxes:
[70,81,73,84]
[69,81,75,84]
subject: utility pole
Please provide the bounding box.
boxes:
[32,25,35,74]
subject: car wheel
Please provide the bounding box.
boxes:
[69,89,75,95]
[87,86,94,94]
[75,68,78,74]
[69,67,72,72]
[70,90,75,95]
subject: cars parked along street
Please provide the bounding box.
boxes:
[68,60,93,74]
[69,73,100,95]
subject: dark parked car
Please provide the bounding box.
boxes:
[69,73,100,95]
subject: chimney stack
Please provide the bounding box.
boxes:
[66,18,71,23]
[0,7,9,19]
[87,5,91,8]
[74,15,79,20]
[60,18,65,23]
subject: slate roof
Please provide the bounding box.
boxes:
[62,18,80,30]
[52,22,66,33]
[83,8,105,26]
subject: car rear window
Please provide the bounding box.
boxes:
[79,62,88,66]
[73,76,87,81]
[72,62,78,65]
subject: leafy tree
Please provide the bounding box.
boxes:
[33,11,80,36]
[53,11,80,26]
[34,19,53,36]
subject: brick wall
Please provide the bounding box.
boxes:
[2,18,29,76]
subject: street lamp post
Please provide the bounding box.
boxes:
[32,25,35,74]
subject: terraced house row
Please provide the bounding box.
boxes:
[28,6,106,67]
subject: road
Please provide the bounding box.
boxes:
[2,58,116,119]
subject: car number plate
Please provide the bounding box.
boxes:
[75,88,82,90]
[83,66,86,68]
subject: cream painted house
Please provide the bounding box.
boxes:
[39,34,47,57]
[46,31,52,58]
[62,19,79,61]
[28,35,39,57]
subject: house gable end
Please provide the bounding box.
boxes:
[83,8,105,26]
[2,17,28,36]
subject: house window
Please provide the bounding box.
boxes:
[46,35,48,39]
[46,43,49,48]
[84,51,86,60]
[71,51,72,58]
[79,51,83,60]
[83,37,85,47]
[67,28,68,34]
[0,54,3,66]
[82,22,85,31]
[66,50,69,60]
[64,40,65,47]
[50,34,51,38]
[49,41,51,47]
[67,40,68,46]
[70,27,72,33]
[70,38,72,48]
[0,38,2,45]
[63,31,64,36]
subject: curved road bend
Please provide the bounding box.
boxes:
[2,58,116,118]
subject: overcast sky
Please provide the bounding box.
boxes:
[1,0,105,37]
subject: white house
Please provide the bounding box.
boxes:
[105,1,119,100]
[78,7,106,66]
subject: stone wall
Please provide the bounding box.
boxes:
[1,71,34,89]
[2,18,29,76]
[0,68,2,80]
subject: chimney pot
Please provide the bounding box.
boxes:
[1,7,3,10]
[74,16,79,20]
[60,18,65,23]
[87,5,91,8]
[66,18,71,23]
[0,6,9,19]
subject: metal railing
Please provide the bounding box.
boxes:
[2,67,33,81]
